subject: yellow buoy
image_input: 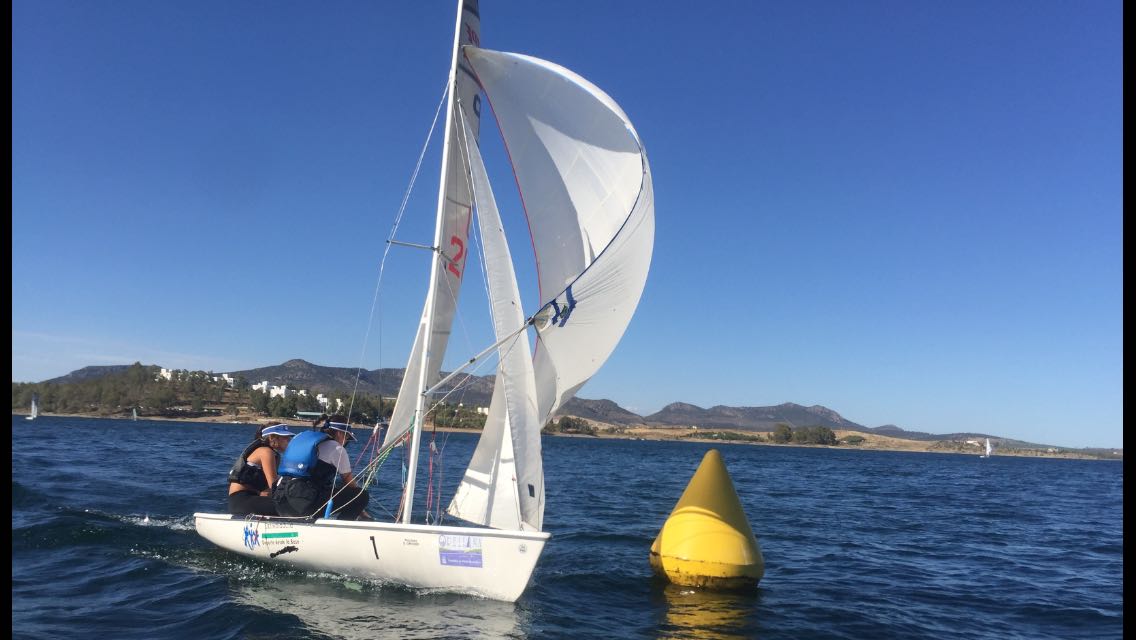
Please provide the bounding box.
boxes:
[649,449,764,588]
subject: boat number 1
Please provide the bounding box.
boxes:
[369,536,379,560]
[448,235,465,278]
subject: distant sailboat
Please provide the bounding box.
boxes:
[133,407,139,421]
[981,438,993,458]
[26,394,39,421]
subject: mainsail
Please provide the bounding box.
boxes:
[384,1,483,451]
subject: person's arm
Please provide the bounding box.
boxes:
[320,441,360,489]
[341,470,359,489]
[331,445,358,491]
[251,447,277,496]
[336,446,359,488]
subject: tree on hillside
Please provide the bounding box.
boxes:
[267,394,298,418]
[145,387,177,411]
[349,394,393,423]
[792,425,836,445]
[771,423,793,443]
[296,393,321,412]
[250,390,270,414]
[544,416,595,435]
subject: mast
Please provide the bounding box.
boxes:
[403,0,480,524]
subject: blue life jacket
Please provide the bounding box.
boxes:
[278,431,331,478]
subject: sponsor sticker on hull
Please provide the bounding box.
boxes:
[262,531,300,547]
[438,534,483,568]
[242,523,301,551]
[243,525,260,550]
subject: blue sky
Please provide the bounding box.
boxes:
[12,1,1122,449]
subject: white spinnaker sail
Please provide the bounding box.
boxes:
[384,4,483,448]
[446,113,543,531]
[466,48,655,423]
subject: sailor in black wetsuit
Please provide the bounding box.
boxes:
[227,424,295,516]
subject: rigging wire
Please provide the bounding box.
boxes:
[300,78,453,521]
[414,98,544,525]
[343,82,538,524]
[390,94,490,524]
[343,78,451,470]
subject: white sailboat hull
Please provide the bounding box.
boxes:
[194,513,549,602]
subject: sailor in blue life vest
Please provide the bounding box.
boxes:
[227,423,296,516]
[272,414,372,520]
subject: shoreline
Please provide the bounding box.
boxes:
[14,411,1118,460]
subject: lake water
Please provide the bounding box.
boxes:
[12,416,1123,639]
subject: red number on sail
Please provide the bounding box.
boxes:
[448,236,465,278]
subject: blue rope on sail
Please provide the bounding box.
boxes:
[549,285,577,327]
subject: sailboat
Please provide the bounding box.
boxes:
[195,0,654,602]
[26,394,38,421]
[133,407,139,421]
[981,438,993,458]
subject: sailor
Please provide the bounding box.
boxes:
[272,414,371,520]
[227,423,296,516]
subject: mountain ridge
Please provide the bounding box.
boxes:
[36,359,1005,444]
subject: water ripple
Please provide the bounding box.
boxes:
[11,417,1124,640]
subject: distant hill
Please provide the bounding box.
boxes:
[869,424,945,441]
[22,360,1049,447]
[229,359,497,407]
[645,401,866,432]
[44,365,134,385]
[558,397,645,425]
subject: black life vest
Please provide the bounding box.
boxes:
[226,440,275,492]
